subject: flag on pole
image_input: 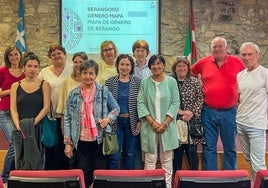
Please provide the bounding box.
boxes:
[16,0,26,53]
[183,0,197,64]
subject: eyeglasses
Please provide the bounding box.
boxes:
[102,48,114,53]
[176,56,187,60]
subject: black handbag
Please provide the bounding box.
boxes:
[177,79,204,140]
[188,119,204,139]
[101,86,119,156]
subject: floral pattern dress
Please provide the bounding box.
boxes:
[175,75,205,145]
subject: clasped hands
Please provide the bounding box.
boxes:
[151,121,167,133]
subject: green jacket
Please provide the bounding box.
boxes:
[137,75,180,153]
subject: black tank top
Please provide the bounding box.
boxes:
[17,80,44,120]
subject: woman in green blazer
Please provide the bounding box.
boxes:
[137,55,180,188]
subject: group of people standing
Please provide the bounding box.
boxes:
[191,37,268,181]
[0,36,267,188]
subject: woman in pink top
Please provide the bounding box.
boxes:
[0,46,25,183]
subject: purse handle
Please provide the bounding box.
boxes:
[101,85,104,119]
[101,86,114,133]
[101,85,107,133]
[176,79,184,110]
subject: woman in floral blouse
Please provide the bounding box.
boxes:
[171,56,205,171]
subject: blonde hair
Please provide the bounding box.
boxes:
[100,40,118,60]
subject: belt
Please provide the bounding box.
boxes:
[204,104,233,111]
[118,113,130,118]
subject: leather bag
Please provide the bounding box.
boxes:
[102,130,119,155]
[189,120,204,139]
[41,103,58,147]
[101,86,119,155]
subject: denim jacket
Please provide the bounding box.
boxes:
[64,82,120,149]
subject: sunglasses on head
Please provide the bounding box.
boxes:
[176,56,188,60]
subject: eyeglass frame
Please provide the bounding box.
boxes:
[102,48,114,53]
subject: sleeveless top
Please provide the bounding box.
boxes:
[17,80,44,120]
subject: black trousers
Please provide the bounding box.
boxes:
[173,144,199,171]
[77,140,107,188]
[44,119,69,170]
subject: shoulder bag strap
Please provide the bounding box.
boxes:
[102,86,106,133]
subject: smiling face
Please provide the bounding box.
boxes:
[175,61,189,80]
[81,67,97,88]
[211,37,228,62]
[73,56,84,75]
[8,49,22,68]
[101,43,116,64]
[118,57,132,77]
[150,58,165,76]
[240,45,260,71]
[50,49,66,66]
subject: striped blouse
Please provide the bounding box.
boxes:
[105,75,141,135]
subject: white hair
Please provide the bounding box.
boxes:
[211,37,227,49]
[240,42,260,54]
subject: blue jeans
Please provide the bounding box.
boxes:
[107,117,136,169]
[202,105,237,170]
[237,123,266,179]
[133,134,142,169]
[0,110,15,183]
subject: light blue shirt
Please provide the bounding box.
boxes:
[134,62,152,79]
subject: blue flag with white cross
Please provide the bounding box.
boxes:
[16,0,26,53]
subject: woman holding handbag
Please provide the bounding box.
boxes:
[171,56,205,171]
[56,52,88,169]
[64,60,119,188]
[38,45,73,170]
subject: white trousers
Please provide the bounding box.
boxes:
[144,134,173,188]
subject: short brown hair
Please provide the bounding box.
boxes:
[132,40,150,55]
[47,45,67,58]
[171,57,191,77]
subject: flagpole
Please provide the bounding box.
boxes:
[16,0,26,53]
[183,0,197,64]
[190,0,197,63]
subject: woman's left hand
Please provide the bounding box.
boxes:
[134,122,141,135]
[98,117,111,129]
[182,110,194,122]
[64,144,73,158]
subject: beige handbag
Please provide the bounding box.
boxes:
[176,119,188,143]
